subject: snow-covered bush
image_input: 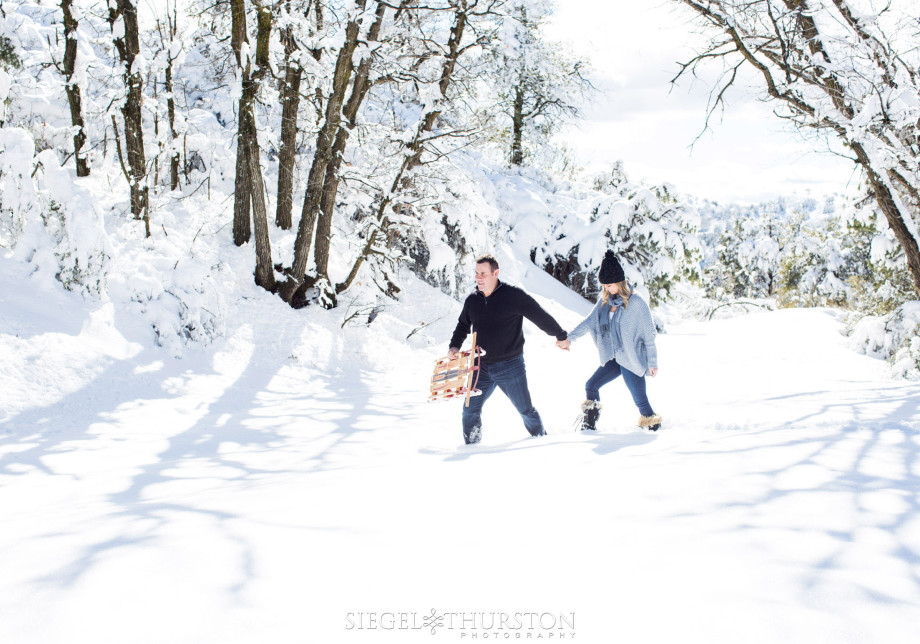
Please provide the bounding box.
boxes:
[0,127,38,247]
[776,213,850,307]
[111,237,227,357]
[850,301,920,380]
[34,149,108,295]
[1,127,108,295]
[700,199,789,300]
[529,163,701,304]
[697,193,914,313]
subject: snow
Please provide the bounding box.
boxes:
[0,1,918,641]
[2,249,919,644]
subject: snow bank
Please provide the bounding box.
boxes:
[0,125,239,356]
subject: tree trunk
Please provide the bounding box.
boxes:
[166,65,179,190]
[252,3,274,290]
[275,25,302,230]
[510,83,524,166]
[852,143,920,293]
[120,1,147,219]
[112,0,148,232]
[246,134,275,290]
[233,135,252,245]
[62,0,89,177]
[232,0,275,289]
[280,0,368,303]
[164,6,180,191]
[231,0,251,246]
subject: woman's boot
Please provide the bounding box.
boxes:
[579,400,601,431]
[638,414,662,432]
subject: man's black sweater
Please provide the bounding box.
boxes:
[449,281,567,364]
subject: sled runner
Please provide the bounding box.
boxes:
[429,332,482,406]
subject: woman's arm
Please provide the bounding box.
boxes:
[634,298,658,369]
[567,301,601,341]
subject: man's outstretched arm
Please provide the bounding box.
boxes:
[517,291,567,341]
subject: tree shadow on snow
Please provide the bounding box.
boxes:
[663,381,920,610]
[4,306,412,600]
[585,430,658,455]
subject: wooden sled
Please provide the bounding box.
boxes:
[429,332,482,407]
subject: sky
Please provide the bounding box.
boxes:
[545,0,861,204]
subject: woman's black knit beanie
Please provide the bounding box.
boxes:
[598,250,625,284]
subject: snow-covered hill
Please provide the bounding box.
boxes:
[2,247,918,644]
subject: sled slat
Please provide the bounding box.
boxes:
[429,334,481,405]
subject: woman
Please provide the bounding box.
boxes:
[558,250,662,432]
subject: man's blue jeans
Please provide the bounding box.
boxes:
[586,359,655,417]
[461,354,545,444]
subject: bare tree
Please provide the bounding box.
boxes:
[279,0,374,304]
[673,0,920,294]
[277,0,508,307]
[61,0,89,177]
[498,1,591,166]
[311,0,398,302]
[337,0,494,295]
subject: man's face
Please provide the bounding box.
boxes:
[475,262,499,293]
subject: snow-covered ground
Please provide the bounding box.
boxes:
[2,250,919,644]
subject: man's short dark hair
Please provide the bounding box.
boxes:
[475,254,499,271]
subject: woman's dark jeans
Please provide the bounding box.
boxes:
[461,354,545,444]
[585,359,655,417]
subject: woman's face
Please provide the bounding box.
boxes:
[604,282,620,296]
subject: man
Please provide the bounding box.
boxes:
[448,255,568,444]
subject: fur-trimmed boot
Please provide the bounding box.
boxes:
[578,400,602,431]
[638,414,662,432]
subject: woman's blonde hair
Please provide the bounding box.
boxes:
[601,281,631,307]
